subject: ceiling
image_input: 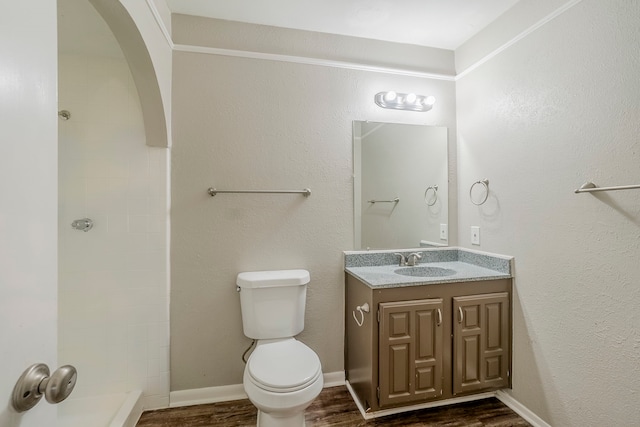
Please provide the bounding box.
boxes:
[165,0,521,50]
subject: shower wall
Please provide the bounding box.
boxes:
[58,52,170,410]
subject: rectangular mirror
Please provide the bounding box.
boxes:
[353,121,448,250]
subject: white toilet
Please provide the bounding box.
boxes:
[237,269,323,427]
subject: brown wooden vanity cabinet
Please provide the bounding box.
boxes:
[453,292,510,395]
[345,274,511,414]
[378,298,444,407]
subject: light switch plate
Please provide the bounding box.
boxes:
[471,226,480,245]
[440,224,448,240]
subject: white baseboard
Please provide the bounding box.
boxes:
[346,380,495,420]
[169,371,345,408]
[344,381,369,417]
[322,371,346,388]
[495,390,551,427]
[166,379,549,427]
[170,383,247,408]
[345,383,549,425]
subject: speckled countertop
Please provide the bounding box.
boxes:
[344,247,513,289]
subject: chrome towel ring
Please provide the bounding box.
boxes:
[352,303,370,327]
[470,179,489,205]
[424,185,438,206]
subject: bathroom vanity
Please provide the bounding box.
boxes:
[344,248,513,417]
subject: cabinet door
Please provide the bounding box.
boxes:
[453,292,509,394]
[378,299,443,407]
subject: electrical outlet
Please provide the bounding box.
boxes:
[471,226,480,245]
[440,224,448,240]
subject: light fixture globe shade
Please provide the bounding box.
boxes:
[383,91,397,102]
[424,96,436,106]
[406,93,417,104]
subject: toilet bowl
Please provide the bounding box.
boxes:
[243,338,323,427]
[237,270,323,427]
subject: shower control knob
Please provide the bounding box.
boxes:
[71,218,93,232]
[43,365,77,404]
[11,363,78,412]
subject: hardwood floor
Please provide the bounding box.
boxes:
[136,386,532,427]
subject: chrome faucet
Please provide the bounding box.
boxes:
[406,252,422,266]
[393,253,407,266]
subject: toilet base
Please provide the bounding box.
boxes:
[243,338,323,427]
[257,409,305,427]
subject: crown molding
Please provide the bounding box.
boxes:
[146,0,582,82]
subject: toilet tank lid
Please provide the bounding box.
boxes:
[237,269,310,288]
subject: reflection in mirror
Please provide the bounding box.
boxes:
[353,121,448,250]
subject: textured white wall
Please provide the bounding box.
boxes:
[58,53,170,409]
[456,0,640,425]
[170,16,457,390]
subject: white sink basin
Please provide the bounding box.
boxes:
[394,266,457,277]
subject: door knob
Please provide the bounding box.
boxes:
[42,365,77,404]
[11,363,77,412]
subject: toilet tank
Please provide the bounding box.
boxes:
[237,269,310,339]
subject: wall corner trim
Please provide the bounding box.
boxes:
[145,0,174,49]
[455,0,584,80]
[495,390,552,427]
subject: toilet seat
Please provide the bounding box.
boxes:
[247,340,322,393]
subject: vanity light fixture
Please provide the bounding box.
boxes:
[374,91,436,112]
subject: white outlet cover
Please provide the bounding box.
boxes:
[440,224,448,240]
[471,226,480,245]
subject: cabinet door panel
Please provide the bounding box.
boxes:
[416,366,436,391]
[379,299,443,407]
[486,356,501,379]
[416,310,437,357]
[390,312,410,337]
[453,292,509,394]
[390,344,410,394]
[462,335,481,385]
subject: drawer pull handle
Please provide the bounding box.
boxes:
[436,308,442,326]
[458,306,464,323]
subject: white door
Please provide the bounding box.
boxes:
[0,1,59,426]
